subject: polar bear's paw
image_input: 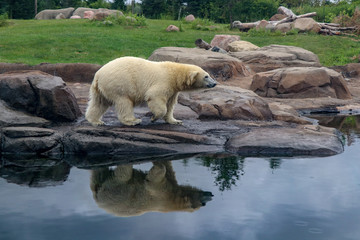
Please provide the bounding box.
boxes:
[91,120,105,126]
[122,118,142,126]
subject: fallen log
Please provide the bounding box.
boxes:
[195,39,212,50]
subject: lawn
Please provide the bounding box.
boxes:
[0,18,359,66]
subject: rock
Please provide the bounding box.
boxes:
[210,35,241,51]
[70,15,81,19]
[0,70,82,122]
[256,20,269,29]
[228,41,259,52]
[226,125,344,156]
[178,85,273,121]
[2,127,63,156]
[73,7,123,19]
[275,22,292,33]
[250,67,352,99]
[0,62,102,83]
[185,14,195,22]
[63,127,223,159]
[148,47,252,83]
[166,25,179,32]
[331,63,360,79]
[94,11,110,21]
[230,44,321,73]
[0,100,50,127]
[270,14,287,21]
[268,102,313,124]
[35,7,75,20]
[292,18,321,33]
[83,11,94,19]
[55,13,65,19]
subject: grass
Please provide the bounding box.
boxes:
[0,18,359,66]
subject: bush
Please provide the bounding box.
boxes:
[101,14,147,27]
[189,18,219,31]
[0,13,9,27]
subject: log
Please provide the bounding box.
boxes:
[195,39,212,50]
[278,6,296,18]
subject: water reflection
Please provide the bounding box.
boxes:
[309,115,360,146]
[199,155,245,191]
[90,161,213,217]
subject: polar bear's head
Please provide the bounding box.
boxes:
[188,70,217,89]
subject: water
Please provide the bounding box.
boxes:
[1,116,360,240]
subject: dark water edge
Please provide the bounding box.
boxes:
[0,115,359,240]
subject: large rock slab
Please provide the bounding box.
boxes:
[0,70,82,122]
[0,63,101,83]
[250,67,352,99]
[35,7,75,19]
[226,125,344,156]
[178,85,273,121]
[210,35,241,51]
[230,44,321,73]
[148,47,252,83]
[2,127,63,157]
[292,18,321,33]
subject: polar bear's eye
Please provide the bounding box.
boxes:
[205,76,209,79]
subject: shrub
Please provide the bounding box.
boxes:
[0,13,9,27]
[99,14,147,27]
[189,18,219,31]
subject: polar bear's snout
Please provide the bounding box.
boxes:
[205,75,217,88]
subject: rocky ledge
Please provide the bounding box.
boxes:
[1,45,360,167]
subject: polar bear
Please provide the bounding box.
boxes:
[90,161,213,217]
[85,57,217,126]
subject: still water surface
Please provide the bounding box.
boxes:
[1,116,360,240]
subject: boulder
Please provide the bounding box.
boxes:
[256,20,269,30]
[2,127,63,157]
[0,62,102,83]
[148,47,252,83]
[270,14,287,21]
[166,25,179,32]
[35,7,75,20]
[228,41,259,52]
[73,7,123,18]
[292,18,321,33]
[84,11,95,19]
[0,100,50,127]
[210,35,241,51]
[275,22,292,33]
[178,85,273,121]
[185,14,195,22]
[250,67,352,99]
[230,44,321,73]
[70,15,81,19]
[226,125,344,156]
[268,102,313,124]
[0,70,82,122]
[55,13,65,19]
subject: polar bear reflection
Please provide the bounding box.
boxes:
[90,161,213,217]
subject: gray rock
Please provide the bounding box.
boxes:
[230,44,321,73]
[226,125,344,156]
[148,47,252,83]
[250,67,352,99]
[35,7,75,19]
[0,100,50,127]
[178,85,273,121]
[0,70,82,122]
[2,127,63,156]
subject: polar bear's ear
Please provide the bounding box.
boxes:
[187,71,199,86]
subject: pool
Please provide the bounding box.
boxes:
[1,116,359,240]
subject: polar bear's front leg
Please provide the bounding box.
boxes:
[164,93,182,125]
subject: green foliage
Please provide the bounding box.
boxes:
[103,13,147,27]
[246,27,284,37]
[189,18,219,31]
[89,0,111,9]
[0,13,9,27]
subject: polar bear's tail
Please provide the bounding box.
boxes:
[85,74,111,126]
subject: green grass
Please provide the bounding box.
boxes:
[0,19,359,66]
